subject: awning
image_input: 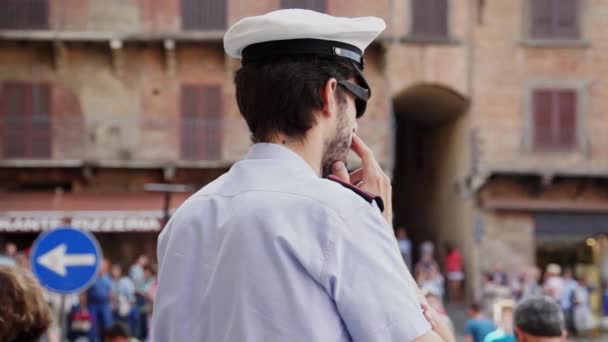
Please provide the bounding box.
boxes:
[0,192,193,232]
[535,213,608,240]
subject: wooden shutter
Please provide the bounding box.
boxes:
[281,0,327,12]
[532,89,553,149]
[555,0,579,39]
[180,85,222,160]
[532,88,577,150]
[531,0,553,39]
[531,0,579,39]
[181,0,226,30]
[0,82,51,158]
[556,90,577,148]
[0,0,48,29]
[30,83,51,158]
[411,0,448,39]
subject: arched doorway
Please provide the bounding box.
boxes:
[392,83,469,264]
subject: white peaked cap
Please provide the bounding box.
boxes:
[223,9,386,63]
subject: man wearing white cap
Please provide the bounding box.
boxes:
[153,9,454,342]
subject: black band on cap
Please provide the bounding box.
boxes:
[242,38,365,69]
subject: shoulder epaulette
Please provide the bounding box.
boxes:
[327,175,385,212]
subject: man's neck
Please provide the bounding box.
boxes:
[269,131,324,176]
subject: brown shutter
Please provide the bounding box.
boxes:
[557,90,577,148]
[3,82,28,158]
[430,0,448,38]
[181,0,226,30]
[411,0,429,37]
[180,85,222,160]
[30,83,51,158]
[281,0,327,12]
[555,0,580,39]
[0,0,48,29]
[411,0,448,39]
[180,85,197,160]
[531,0,553,39]
[532,89,554,149]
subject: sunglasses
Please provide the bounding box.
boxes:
[337,80,370,118]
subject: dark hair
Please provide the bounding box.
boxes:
[104,322,131,338]
[234,55,357,143]
[514,295,564,337]
[0,266,52,342]
[468,303,481,313]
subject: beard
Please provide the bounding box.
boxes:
[321,107,351,178]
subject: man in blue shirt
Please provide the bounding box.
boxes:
[88,258,113,339]
[464,303,495,342]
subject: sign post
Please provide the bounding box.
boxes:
[30,226,102,339]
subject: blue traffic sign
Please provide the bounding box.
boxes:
[31,227,102,294]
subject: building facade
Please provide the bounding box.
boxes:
[1,0,607,297]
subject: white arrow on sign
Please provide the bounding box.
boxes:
[36,243,96,277]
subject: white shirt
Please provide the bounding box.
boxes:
[152,143,430,342]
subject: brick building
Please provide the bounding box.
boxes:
[1,0,607,296]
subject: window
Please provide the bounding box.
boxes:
[530,0,580,40]
[0,82,51,158]
[0,0,49,29]
[180,85,222,160]
[531,89,577,150]
[410,0,449,40]
[281,0,327,13]
[180,0,226,30]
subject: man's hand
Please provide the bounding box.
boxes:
[421,304,456,342]
[331,134,393,225]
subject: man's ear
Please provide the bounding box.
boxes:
[514,328,525,342]
[320,78,338,118]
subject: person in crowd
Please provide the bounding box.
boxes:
[481,272,511,319]
[67,292,97,342]
[483,299,516,342]
[491,262,509,287]
[513,295,567,342]
[103,322,140,342]
[110,263,138,337]
[135,264,157,340]
[88,259,114,339]
[543,264,564,301]
[419,265,445,299]
[559,268,577,333]
[521,267,542,299]
[129,255,148,289]
[415,241,440,280]
[464,303,495,342]
[0,265,52,342]
[396,227,412,269]
[444,244,464,303]
[0,242,17,266]
[511,271,526,301]
[572,275,595,335]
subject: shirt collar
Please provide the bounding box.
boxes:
[245,143,319,178]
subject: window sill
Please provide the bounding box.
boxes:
[0,29,225,42]
[400,36,460,46]
[519,39,590,49]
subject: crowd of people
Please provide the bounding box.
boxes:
[475,262,599,339]
[0,242,154,341]
[0,232,603,342]
[395,229,604,341]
